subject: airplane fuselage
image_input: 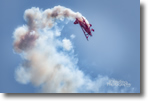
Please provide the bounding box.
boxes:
[78,21,92,36]
[74,17,94,40]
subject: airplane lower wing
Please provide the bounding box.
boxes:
[80,26,89,41]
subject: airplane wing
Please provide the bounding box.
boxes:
[80,26,89,41]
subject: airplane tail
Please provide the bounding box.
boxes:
[74,18,78,24]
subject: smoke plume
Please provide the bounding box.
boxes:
[13,6,135,93]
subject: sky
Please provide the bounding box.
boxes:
[0,0,140,93]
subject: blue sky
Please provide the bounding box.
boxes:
[0,0,140,93]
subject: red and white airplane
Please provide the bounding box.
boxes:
[74,17,94,40]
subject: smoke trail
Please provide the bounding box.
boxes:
[13,6,135,93]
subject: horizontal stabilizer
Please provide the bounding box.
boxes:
[91,29,94,32]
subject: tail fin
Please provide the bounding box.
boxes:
[74,18,78,24]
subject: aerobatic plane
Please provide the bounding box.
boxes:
[74,17,94,40]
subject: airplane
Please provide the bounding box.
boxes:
[74,17,94,40]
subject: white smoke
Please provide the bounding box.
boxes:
[13,6,135,93]
[70,34,75,39]
[62,38,73,51]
